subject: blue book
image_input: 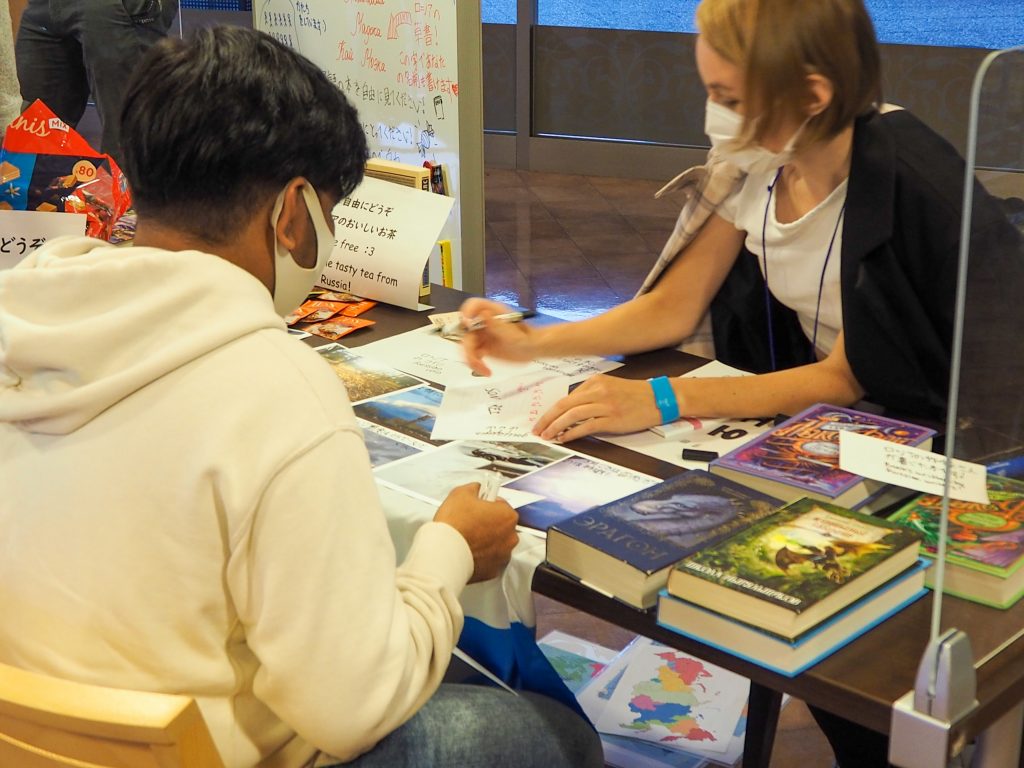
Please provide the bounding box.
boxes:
[656,558,929,677]
[545,469,783,609]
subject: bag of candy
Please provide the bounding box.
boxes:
[0,100,131,241]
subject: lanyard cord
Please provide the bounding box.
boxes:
[761,168,784,371]
[811,204,846,359]
[761,167,846,368]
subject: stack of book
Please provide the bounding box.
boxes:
[888,473,1024,608]
[545,469,783,609]
[708,403,936,514]
[657,498,926,676]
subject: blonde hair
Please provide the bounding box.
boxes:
[696,0,882,148]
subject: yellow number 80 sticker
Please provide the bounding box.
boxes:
[72,160,97,183]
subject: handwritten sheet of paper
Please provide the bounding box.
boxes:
[320,176,454,310]
[0,210,87,270]
[357,326,621,387]
[431,373,569,442]
[839,431,989,504]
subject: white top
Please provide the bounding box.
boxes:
[0,238,474,768]
[719,170,849,358]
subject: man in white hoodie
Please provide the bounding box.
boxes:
[0,26,603,768]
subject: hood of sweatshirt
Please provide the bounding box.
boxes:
[0,237,283,435]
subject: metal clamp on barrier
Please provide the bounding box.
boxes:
[889,628,978,767]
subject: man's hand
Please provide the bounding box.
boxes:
[434,483,519,583]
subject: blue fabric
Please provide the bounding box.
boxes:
[457,617,590,722]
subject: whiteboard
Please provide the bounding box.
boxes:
[255,0,480,290]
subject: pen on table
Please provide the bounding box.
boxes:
[682,448,719,463]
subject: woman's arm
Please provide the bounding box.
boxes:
[460,214,746,375]
[532,332,866,441]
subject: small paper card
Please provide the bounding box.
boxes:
[430,372,569,442]
[0,210,87,269]
[839,430,989,504]
[320,176,454,310]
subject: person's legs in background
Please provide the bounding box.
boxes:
[15,0,179,159]
[15,0,90,128]
[328,683,604,768]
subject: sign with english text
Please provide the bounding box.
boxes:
[322,175,453,309]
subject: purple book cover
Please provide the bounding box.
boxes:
[711,404,936,498]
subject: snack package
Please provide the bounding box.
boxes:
[0,100,131,241]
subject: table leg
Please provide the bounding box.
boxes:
[969,701,1023,768]
[743,682,782,768]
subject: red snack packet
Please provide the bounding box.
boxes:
[306,316,375,341]
[0,100,131,241]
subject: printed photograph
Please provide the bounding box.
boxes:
[353,385,446,445]
[374,440,570,503]
[315,343,423,403]
[504,455,658,531]
[358,421,428,468]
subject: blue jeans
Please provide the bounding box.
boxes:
[325,683,604,767]
[15,0,179,158]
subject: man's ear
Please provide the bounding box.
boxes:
[271,177,309,252]
[805,73,834,118]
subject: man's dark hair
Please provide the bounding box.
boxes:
[119,26,368,242]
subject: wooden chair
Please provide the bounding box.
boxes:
[0,661,225,768]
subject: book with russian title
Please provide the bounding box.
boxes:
[709,403,935,513]
[666,497,922,640]
[545,469,782,609]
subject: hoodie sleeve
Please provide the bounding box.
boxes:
[226,426,474,762]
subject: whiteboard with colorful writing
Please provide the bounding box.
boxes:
[254,0,481,292]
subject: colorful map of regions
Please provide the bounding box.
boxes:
[538,643,606,694]
[626,651,718,743]
[594,637,747,756]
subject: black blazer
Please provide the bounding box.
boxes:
[710,109,1023,432]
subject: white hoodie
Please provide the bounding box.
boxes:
[0,237,474,767]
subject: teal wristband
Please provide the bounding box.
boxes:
[649,376,680,424]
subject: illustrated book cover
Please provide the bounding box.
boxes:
[667,497,922,639]
[709,403,935,513]
[546,469,783,609]
[657,558,928,676]
[888,473,1024,608]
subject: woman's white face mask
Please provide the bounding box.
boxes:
[269,183,334,317]
[704,99,805,175]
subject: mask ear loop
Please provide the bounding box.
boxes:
[761,167,784,372]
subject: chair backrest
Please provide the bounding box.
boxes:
[0,661,225,768]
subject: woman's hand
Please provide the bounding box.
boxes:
[532,374,662,442]
[458,297,540,376]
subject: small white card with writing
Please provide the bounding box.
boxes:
[321,176,454,310]
[430,372,569,442]
[0,211,87,270]
[838,430,989,504]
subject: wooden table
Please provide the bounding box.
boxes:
[346,286,1024,768]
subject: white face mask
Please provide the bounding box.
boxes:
[704,99,803,175]
[269,183,334,317]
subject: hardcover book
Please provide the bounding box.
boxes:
[709,403,935,513]
[888,473,1024,608]
[545,469,783,609]
[657,558,928,676]
[666,498,922,639]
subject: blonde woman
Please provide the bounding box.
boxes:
[460,0,1019,446]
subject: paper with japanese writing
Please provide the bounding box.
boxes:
[0,210,87,270]
[320,176,454,310]
[838,430,989,504]
[357,325,621,387]
[430,372,569,442]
